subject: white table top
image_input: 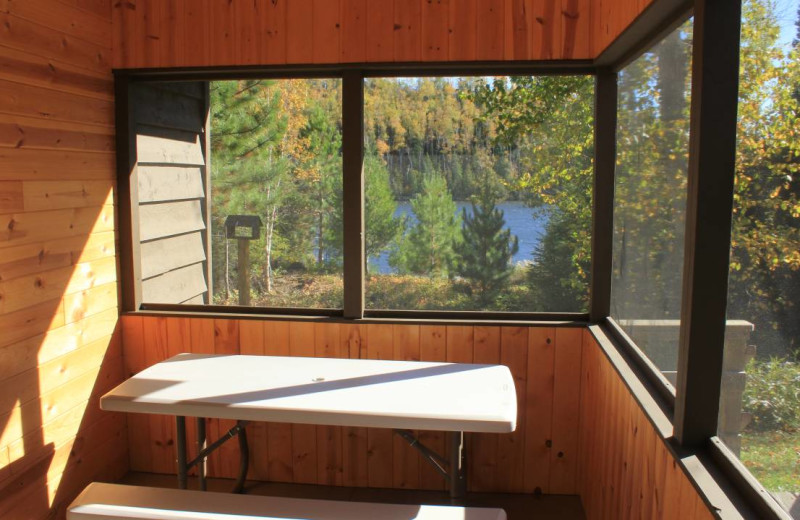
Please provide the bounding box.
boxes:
[101,354,517,433]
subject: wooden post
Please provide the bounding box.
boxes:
[589,70,618,322]
[237,239,250,306]
[674,0,741,448]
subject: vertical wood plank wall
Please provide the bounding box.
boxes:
[109,0,657,68]
[0,0,128,519]
[577,330,714,520]
[120,319,714,518]
[121,316,587,495]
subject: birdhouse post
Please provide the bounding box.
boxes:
[224,215,262,306]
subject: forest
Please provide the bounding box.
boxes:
[209,73,591,313]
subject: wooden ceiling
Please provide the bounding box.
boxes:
[112,0,655,69]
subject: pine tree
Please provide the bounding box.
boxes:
[364,155,405,273]
[390,173,461,277]
[527,211,589,312]
[455,177,519,308]
[211,80,291,294]
[298,103,343,267]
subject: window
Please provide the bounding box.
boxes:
[719,0,800,510]
[363,76,594,312]
[134,79,343,310]
[610,19,693,385]
[128,73,592,315]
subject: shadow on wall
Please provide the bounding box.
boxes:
[0,193,128,518]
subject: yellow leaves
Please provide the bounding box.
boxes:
[375,139,390,156]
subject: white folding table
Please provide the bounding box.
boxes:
[101,353,518,498]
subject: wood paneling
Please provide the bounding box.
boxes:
[120,317,588,495]
[366,0,393,63]
[111,0,630,68]
[117,317,715,518]
[577,329,714,519]
[0,2,123,519]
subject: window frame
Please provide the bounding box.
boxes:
[116,62,598,322]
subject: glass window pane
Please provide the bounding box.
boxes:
[610,20,693,382]
[721,0,800,511]
[137,78,343,309]
[363,76,594,312]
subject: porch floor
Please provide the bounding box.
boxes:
[120,472,586,520]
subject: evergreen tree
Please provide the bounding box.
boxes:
[455,176,519,307]
[528,211,591,312]
[364,155,405,273]
[211,80,291,293]
[390,174,461,277]
[298,103,343,267]
[468,75,595,311]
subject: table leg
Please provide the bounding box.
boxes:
[196,417,207,491]
[176,416,188,490]
[449,431,466,500]
[233,421,249,494]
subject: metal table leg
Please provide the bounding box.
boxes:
[196,417,207,491]
[395,429,467,500]
[233,421,249,494]
[449,431,466,500]
[176,416,188,490]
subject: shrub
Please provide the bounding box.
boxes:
[743,358,800,432]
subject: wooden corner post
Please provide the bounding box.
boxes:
[674,0,742,448]
[589,70,618,322]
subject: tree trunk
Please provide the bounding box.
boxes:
[265,206,276,293]
[656,29,690,318]
[225,238,231,299]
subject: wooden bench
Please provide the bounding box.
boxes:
[67,483,508,520]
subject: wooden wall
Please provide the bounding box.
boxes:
[577,329,714,519]
[133,82,211,305]
[0,0,128,518]
[110,0,657,69]
[121,316,587,495]
[118,318,717,518]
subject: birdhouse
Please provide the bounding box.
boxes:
[224,215,262,240]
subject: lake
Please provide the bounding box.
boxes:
[371,201,549,274]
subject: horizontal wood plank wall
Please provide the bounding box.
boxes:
[577,330,714,519]
[0,0,128,519]
[133,82,210,305]
[110,0,600,68]
[121,316,585,494]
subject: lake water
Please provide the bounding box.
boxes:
[372,201,549,274]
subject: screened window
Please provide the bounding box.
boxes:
[719,0,800,510]
[135,79,343,310]
[363,76,594,312]
[129,74,593,315]
[610,19,693,383]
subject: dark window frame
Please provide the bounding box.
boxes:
[116,62,597,322]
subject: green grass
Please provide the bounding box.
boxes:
[740,430,800,493]
[214,268,542,311]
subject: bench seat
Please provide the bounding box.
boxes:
[67,483,507,520]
